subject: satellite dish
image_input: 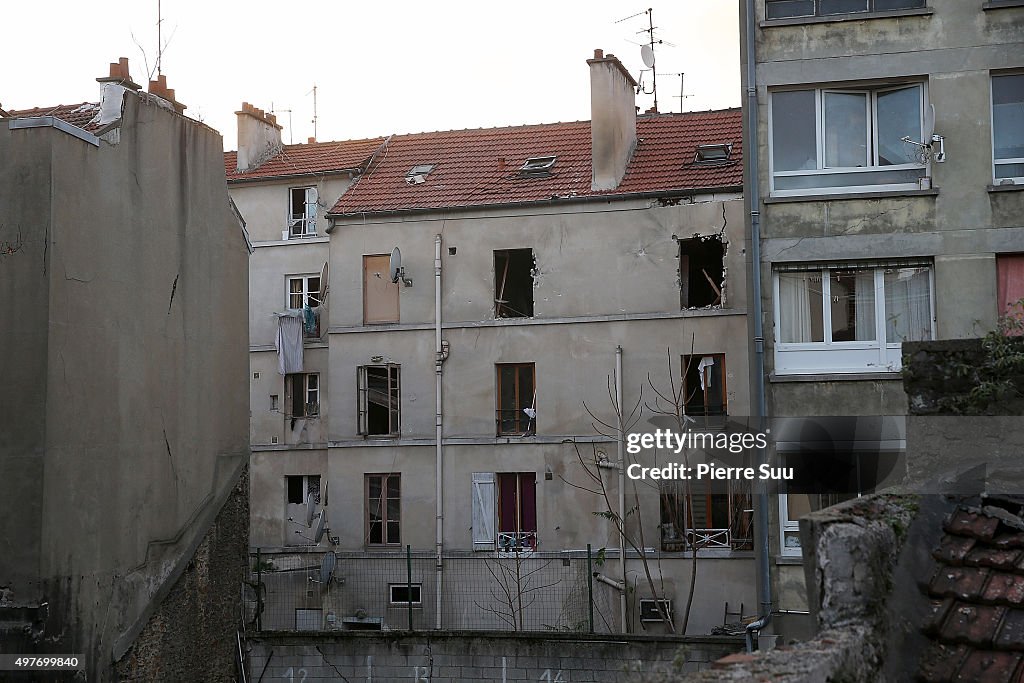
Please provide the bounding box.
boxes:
[924,103,936,142]
[319,551,337,584]
[319,261,329,306]
[313,510,328,544]
[305,491,317,527]
[389,247,402,284]
[640,44,655,69]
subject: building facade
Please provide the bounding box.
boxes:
[742,0,1024,642]
[234,51,762,636]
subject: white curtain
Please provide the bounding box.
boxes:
[885,268,931,342]
[779,273,815,342]
[853,270,876,341]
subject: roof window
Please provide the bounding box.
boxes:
[694,144,732,164]
[518,156,557,177]
[405,164,435,185]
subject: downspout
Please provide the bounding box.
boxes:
[434,234,447,629]
[615,345,628,633]
[744,0,773,651]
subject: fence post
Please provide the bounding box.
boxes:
[255,547,262,632]
[587,544,595,633]
[407,544,414,631]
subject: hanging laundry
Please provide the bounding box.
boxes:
[697,356,715,390]
[303,304,317,335]
[275,312,304,375]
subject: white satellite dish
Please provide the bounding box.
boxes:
[924,103,936,142]
[305,491,317,528]
[319,551,337,584]
[318,261,329,306]
[640,44,656,69]
[389,247,413,286]
[313,510,328,544]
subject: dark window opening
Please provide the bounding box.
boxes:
[358,365,401,436]
[518,156,557,177]
[682,354,727,417]
[496,363,536,435]
[694,144,732,164]
[366,473,401,546]
[494,249,535,318]
[287,474,321,505]
[389,584,422,605]
[679,237,725,308]
[497,472,537,550]
[660,480,752,551]
[287,373,319,418]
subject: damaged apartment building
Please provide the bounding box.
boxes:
[0,60,250,681]
[229,50,758,636]
[740,0,1024,643]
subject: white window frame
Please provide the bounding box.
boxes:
[388,584,422,605]
[768,83,928,197]
[991,73,1024,184]
[288,186,318,238]
[772,263,935,374]
[765,0,924,20]
[286,274,321,311]
[779,494,803,557]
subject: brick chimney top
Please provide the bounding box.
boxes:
[307,136,316,144]
[96,57,141,90]
[236,101,282,130]
[148,74,186,114]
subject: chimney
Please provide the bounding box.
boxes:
[94,57,141,126]
[235,102,283,173]
[147,74,187,114]
[588,49,638,191]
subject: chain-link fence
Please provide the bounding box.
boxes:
[244,546,618,634]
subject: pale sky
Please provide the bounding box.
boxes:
[2,1,740,149]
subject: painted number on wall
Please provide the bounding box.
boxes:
[540,670,565,682]
[413,665,430,681]
[282,667,308,683]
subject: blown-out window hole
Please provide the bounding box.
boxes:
[679,236,725,308]
[494,249,535,318]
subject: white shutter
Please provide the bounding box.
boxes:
[305,187,319,235]
[472,472,495,550]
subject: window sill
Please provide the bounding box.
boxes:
[760,7,932,27]
[776,555,804,565]
[764,188,938,204]
[983,0,1024,9]
[988,183,1024,193]
[771,371,903,382]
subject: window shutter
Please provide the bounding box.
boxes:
[357,366,368,435]
[472,472,496,550]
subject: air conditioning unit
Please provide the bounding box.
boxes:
[639,598,674,623]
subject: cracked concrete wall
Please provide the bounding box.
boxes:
[0,93,250,680]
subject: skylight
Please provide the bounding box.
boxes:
[406,164,436,177]
[694,144,732,164]
[518,156,557,176]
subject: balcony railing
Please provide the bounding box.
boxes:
[497,531,537,552]
[685,528,731,549]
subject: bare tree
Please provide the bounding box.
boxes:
[474,551,561,631]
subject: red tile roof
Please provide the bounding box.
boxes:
[328,109,742,216]
[5,102,104,132]
[918,496,1024,682]
[225,138,387,182]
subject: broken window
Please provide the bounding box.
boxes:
[694,143,732,164]
[660,479,752,552]
[366,473,401,546]
[518,156,556,177]
[285,474,321,545]
[679,236,725,308]
[288,187,318,238]
[496,363,535,436]
[497,472,537,551]
[288,275,321,337]
[286,373,319,418]
[363,254,400,324]
[358,365,401,436]
[494,249,535,318]
[287,474,321,505]
[682,354,727,417]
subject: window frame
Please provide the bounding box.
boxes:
[991,73,1024,184]
[286,372,320,418]
[388,583,422,606]
[496,472,538,552]
[768,83,929,197]
[765,0,925,20]
[288,186,318,238]
[286,274,322,310]
[365,473,401,547]
[772,262,936,374]
[357,364,401,437]
[681,353,728,418]
[495,362,536,436]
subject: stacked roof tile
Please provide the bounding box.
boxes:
[225,138,387,182]
[918,496,1024,682]
[328,109,742,216]
[6,103,104,132]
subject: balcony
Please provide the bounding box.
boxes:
[497,531,537,552]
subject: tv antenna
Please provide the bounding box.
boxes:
[672,73,693,112]
[157,0,163,76]
[637,8,663,113]
[271,103,294,144]
[308,85,318,141]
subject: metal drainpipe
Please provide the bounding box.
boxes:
[434,234,445,629]
[744,0,773,651]
[615,345,628,633]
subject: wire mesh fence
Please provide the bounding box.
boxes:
[244,546,617,634]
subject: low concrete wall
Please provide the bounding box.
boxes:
[246,631,744,682]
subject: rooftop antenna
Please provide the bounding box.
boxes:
[271,103,294,144]
[671,73,693,113]
[638,8,663,112]
[307,85,318,141]
[156,0,163,76]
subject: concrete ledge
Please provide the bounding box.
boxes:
[760,7,932,27]
[764,188,938,204]
[770,372,902,383]
[988,183,1024,192]
[983,0,1024,9]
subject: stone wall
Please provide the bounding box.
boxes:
[115,467,249,682]
[246,631,744,682]
[903,338,1024,416]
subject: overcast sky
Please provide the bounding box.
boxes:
[2,1,739,149]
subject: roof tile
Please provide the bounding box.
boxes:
[997,610,1024,651]
[953,650,1022,683]
[6,102,103,132]
[225,137,387,181]
[918,643,970,683]
[965,548,1023,573]
[985,574,1024,607]
[932,567,992,601]
[935,535,977,565]
[946,510,1001,542]
[941,603,1007,648]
